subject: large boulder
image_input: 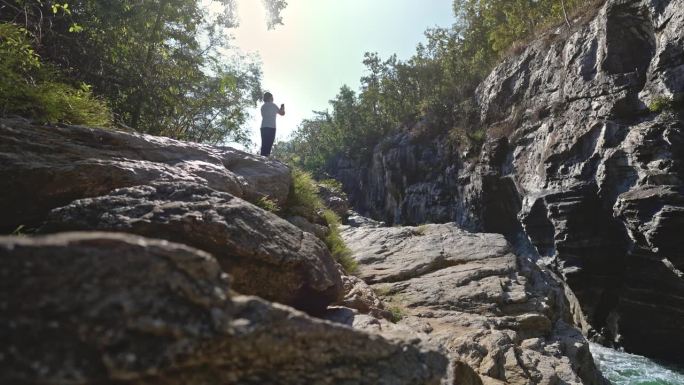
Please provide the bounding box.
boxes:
[40,182,343,313]
[342,222,608,385]
[0,118,290,233]
[0,232,448,385]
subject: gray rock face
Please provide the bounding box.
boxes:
[40,182,343,313]
[330,0,684,362]
[475,0,684,360]
[0,232,449,385]
[0,119,290,233]
[342,223,607,385]
[332,131,468,226]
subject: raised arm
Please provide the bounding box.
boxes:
[279,103,285,116]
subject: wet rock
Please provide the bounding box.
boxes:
[0,232,449,385]
[0,119,290,233]
[40,182,342,313]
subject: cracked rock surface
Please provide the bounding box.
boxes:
[0,118,290,233]
[342,222,608,385]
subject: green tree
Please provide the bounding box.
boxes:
[276,0,597,174]
[1,0,288,144]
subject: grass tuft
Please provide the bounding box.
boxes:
[322,209,358,274]
[648,96,675,113]
[284,168,357,273]
[388,305,406,323]
[254,196,280,213]
[285,168,323,220]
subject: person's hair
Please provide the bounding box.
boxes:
[263,92,273,102]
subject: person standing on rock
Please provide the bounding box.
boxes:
[259,92,285,157]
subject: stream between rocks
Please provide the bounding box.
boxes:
[591,343,684,385]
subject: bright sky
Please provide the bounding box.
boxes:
[229,0,455,152]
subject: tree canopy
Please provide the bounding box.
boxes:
[275,0,601,175]
[1,0,287,145]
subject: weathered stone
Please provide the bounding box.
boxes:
[0,232,449,385]
[317,183,350,218]
[342,223,509,283]
[337,274,392,320]
[0,119,290,233]
[287,215,330,239]
[329,0,684,363]
[342,222,607,385]
[40,182,342,313]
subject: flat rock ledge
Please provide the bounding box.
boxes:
[341,222,608,385]
[0,232,448,385]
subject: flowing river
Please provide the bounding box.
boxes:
[590,343,684,385]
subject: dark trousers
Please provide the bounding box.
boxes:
[260,127,276,156]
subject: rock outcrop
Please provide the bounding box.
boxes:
[0,118,290,234]
[0,119,458,384]
[341,222,607,385]
[40,181,343,313]
[0,232,448,385]
[330,0,684,362]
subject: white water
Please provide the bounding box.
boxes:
[590,343,684,385]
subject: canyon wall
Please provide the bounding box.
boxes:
[331,0,684,362]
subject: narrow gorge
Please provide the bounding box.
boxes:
[1,0,682,384]
[332,0,683,366]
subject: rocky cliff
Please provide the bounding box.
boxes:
[331,0,683,363]
[0,115,609,384]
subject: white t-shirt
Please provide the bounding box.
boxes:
[261,102,280,128]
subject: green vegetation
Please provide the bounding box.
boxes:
[373,285,393,297]
[321,209,357,274]
[1,0,286,144]
[414,225,428,236]
[11,225,26,236]
[284,168,324,220]
[319,178,344,193]
[283,169,357,273]
[648,96,676,113]
[0,23,111,126]
[275,0,603,176]
[388,305,406,323]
